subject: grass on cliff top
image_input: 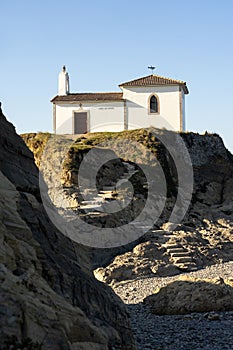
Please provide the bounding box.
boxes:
[72,128,159,152]
[21,128,169,168]
[21,132,51,167]
[65,129,166,167]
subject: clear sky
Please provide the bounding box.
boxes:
[1,0,233,151]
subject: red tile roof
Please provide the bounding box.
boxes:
[119,74,189,94]
[51,92,124,103]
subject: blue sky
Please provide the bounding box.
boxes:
[1,0,233,151]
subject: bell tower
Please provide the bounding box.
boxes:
[58,65,70,95]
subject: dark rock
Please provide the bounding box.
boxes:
[0,109,136,349]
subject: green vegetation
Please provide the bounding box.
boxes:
[21,129,162,156]
[21,129,162,169]
[21,128,180,196]
[74,128,159,153]
[21,132,51,167]
[21,128,174,179]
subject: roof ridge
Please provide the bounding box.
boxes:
[68,91,122,95]
[119,74,189,94]
[152,74,186,84]
[119,74,186,85]
[51,92,124,103]
[118,74,151,86]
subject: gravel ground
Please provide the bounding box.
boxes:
[112,262,233,350]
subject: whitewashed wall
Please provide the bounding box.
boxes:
[182,91,186,131]
[55,101,125,134]
[53,85,186,134]
[122,85,182,131]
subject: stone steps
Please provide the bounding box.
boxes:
[161,238,198,272]
[80,211,103,217]
[170,251,190,258]
[172,256,193,264]
[163,243,182,250]
[98,192,115,199]
[77,162,138,215]
[76,161,200,277]
[79,204,103,211]
[79,186,120,212]
[166,247,187,254]
[80,199,104,205]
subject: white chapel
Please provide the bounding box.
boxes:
[51,66,189,134]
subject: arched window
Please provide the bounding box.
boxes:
[149,95,159,113]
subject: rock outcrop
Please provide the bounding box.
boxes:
[22,128,233,284]
[94,218,233,284]
[93,133,233,283]
[144,276,233,315]
[0,107,136,349]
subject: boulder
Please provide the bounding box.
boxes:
[144,276,233,315]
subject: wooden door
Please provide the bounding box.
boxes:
[73,112,88,134]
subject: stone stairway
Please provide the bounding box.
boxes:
[162,239,197,271]
[76,160,198,273]
[143,229,198,272]
[78,162,138,213]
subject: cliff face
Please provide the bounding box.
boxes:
[181,132,233,222]
[21,127,233,284]
[0,107,136,349]
[94,132,233,283]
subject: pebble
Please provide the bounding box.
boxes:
[112,262,233,350]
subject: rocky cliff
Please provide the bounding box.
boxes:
[94,132,233,283]
[21,126,233,285]
[0,105,136,349]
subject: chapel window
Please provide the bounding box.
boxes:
[149,95,158,113]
